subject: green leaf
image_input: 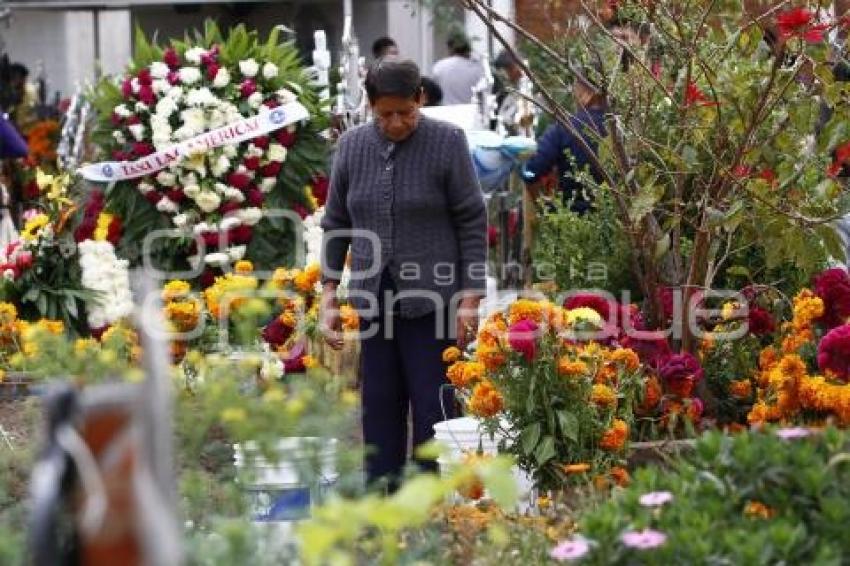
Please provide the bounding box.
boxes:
[64,295,78,319]
[557,411,579,443]
[520,423,542,456]
[628,180,664,224]
[534,435,556,465]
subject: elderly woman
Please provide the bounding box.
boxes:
[320,58,486,490]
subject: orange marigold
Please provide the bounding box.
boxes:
[759,346,778,370]
[638,375,662,414]
[447,361,485,389]
[609,348,640,371]
[468,380,504,418]
[507,299,544,325]
[477,345,507,371]
[339,305,360,331]
[591,383,617,408]
[557,357,589,377]
[599,419,628,451]
[234,260,254,274]
[610,466,630,487]
[442,346,462,364]
[744,501,776,520]
[729,379,753,400]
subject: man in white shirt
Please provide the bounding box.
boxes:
[432,31,484,105]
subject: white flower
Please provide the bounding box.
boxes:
[112,131,126,144]
[3,269,15,281]
[137,181,155,194]
[800,134,816,158]
[222,144,238,159]
[156,197,179,214]
[173,214,189,228]
[134,102,149,113]
[195,191,221,213]
[114,104,132,118]
[131,78,141,94]
[152,79,171,95]
[173,126,195,141]
[187,87,218,107]
[248,91,264,109]
[128,123,145,142]
[227,245,246,261]
[180,108,206,134]
[260,178,277,193]
[260,356,284,380]
[223,187,245,202]
[212,67,231,88]
[155,96,179,117]
[166,86,184,101]
[239,59,259,78]
[267,143,287,163]
[204,252,230,267]
[179,172,198,187]
[156,171,177,187]
[237,207,263,226]
[276,89,298,104]
[262,62,279,79]
[185,47,207,65]
[210,155,231,178]
[78,241,134,328]
[150,62,170,79]
[219,216,242,231]
[244,144,264,158]
[179,67,202,85]
[192,223,211,235]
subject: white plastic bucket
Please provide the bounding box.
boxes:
[233,437,338,522]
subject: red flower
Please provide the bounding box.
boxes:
[777,7,826,42]
[229,225,253,244]
[748,306,776,336]
[282,340,307,373]
[23,180,40,200]
[620,333,671,370]
[246,188,264,207]
[564,293,616,323]
[659,352,704,398]
[144,191,163,206]
[126,115,141,126]
[166,189,185,203]
[167,71,181,85]
[199,268,217,289]
[137,68,152,86]
[106,217,122,245]
[508,319,539,362]
[262,317,294,347]
[110,112,123,126]
[311,175,329,207]
[292,203,310,219]
[508,209,519,237]
[261,162,282,177]
[219,201,241,215]
[814,268,850,329]
[818,324,850,382]
[121,78,133,99]
[275,128,297,148]
[684,81,717,107]
[74,218,97,243]
[138,85,156,106]
[200,49,218,66]
[163,47,180,69]
[16,251,33,269]
[244,156,261,171]
[201,231,220,248]
[263,99,281,109]
[253,136,270,150]
[227,172,252,190]
[733,165,752,179]
[488,225,499,248]
[206,63,221,82]
[240,79,257,98]
[133,142,154,157]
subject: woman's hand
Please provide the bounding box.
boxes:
[320,283,344,350]
[456,294,482,350]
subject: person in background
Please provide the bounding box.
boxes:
[419,76,443,106]
[432,31,484,105]
[372,36,399,60]
[522,66,607,214]
[7,63,36,131]
[492,50,524,135]
[320,58,486,492]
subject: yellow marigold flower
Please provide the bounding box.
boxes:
[580,342,604,359]
[477,344,506,371]
[234,260,254,274]
[340,305,359,331]
[303,355,319,369]
[271,267,296,286]
[759,346,778,370]
[609,347,640,371]
[93,212,113,241]
[557,357,588,377]
[562,462,591,474]
[0,302,18,324]
[791,290,824,331]
[220,407,247,423]
[782,329,813,354]
[442,346,462,364]
[591,383,617,408]
[279,310,298,328]
[599,419,628,451]
[468,380,504,418]
[744,501,775,520]
[721,302,741,321]
[595,364,617,384]
[566,307,603,328]
[778,354,807,380]
[164,301,201,332]
[35,319,64,335]
[729,379,752,400]
[162,280,191,302]
[508,299,544,325]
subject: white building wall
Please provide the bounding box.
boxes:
[464,0,514,61]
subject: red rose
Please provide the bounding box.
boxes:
[261,162,282,177]
[748,306,776,337]
[137,68,152,86]
[253,136,270,150]
[292,203,310,219]
[201,231,220,248]
[163,47,180,69]
[488,225,499,248]
[138,85,156,106]
[112,150,130,162]
[167,71,181,85]
[74,217,97,242]
[144,191,163,206]
[508,319,539,362]
[227,172,252,190]
[206,63,221,82]
[814,268,850,329]
[240,79,257,98]
[659,352,704,398]
[107,217,122,245]
[16,251,33,269]
[121,78,133,99]
[219,201,241,215]
[275,128,297,148]
[262,318,294,347]
[126,115,141,126]
[23,180,40,200]
[244,156,261,171]
[818,324,850,382]
[507,209,519,237]
[246,188,264,207]
[229,225,253,244]
[166,189,185,203]
[199,268,217,289]
[311,174,329,206]
[133,142,155,157]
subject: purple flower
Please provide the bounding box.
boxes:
[775,427,811,440]
[550,537,591,561]
[638,491,674,507]
[620,529,667,550]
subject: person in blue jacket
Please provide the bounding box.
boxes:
[522,68,607,214]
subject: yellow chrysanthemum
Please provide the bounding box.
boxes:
[164,300,201,332]
[234,260,254,274]
[442,346,462,364]
[340,305,360,331]
[468,380,504,418]
[0,302,17,324]
[591,383,617,408]
[162,280,191,302]
[791,290,824,331]
[608,347,640,371]
[565,307,603,328]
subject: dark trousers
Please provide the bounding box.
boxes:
[360,303,457,491]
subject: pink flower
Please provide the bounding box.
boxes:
[508,319,539,362]
[639,491,673,507]
[167,70,181,85]
[282,340,308,373]
[15,251,33,269]
[775,427,811,440]
[137,68,152,86]
[818,324,850,382]
[550,537,591,561]
[206,63,221,82]
[620,529,667,550]
[138,85,156,106]
[121,78,133,99]
[659,353,704,398]
[240,79,257,98]
[748,307,776,336]
[163,48,180,68]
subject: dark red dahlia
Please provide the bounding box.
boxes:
[813,268,850,329]
[138,85,156,106]
[144,191,163,206]
[243,156,261,171]
[106,217,122,245]
[659,352,704,398]
[748,306,776,337]
[166,189,185,203]
[133,142,155,157]
[253,136,270,150]
[818,324,850,382]
[206,63,221,82]
[240,79,257,98]
[219,201,241,215]
[137,68,152,86]
[620,333,671,370]
[246,188,264,207]
[229,225,253,245]
[263,318,294,348]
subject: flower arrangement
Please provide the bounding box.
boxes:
[88,22,329,276]
[448,297,646,490]
[77,240,133,332]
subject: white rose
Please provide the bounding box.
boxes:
[237,207,263,226]
[210,155,231,178]
[150,62,170,79]
[156,171,177,187]
[204,252,231,267]
[227,245,247,261]
[239,59,259,78]
[137,181,155,194]
[219,216,242,231]
[262,62,279,79]
[156,197,179,214]
[267,143,287,163]
[276,89,298,104]
[248,92,264,109]
[152,79,171,95]
[244,144,263,158]
[179,67,202,85]
[212,67,231,88]
[128,123,145,142]
[185,47,206,65]
[260,357,284,381]
[112,131,126,144]
[260,178,277,193]
[156,96,178,117]
[187,87,217,107]
[183,184,201,198]
[180,172,198,187]
[173,126,194,141]
[180,108,206,133]
[114,104,131,118]
[223,188,245,202]
[173,214,189,228]
[195,191,221,213]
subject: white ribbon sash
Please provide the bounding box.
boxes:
[79,102,310,183]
